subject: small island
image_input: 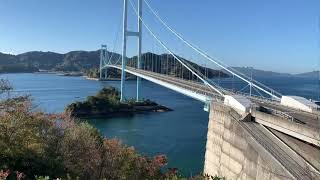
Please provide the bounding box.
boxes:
[65,87,172,118]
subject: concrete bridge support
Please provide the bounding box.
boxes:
[204,102,295,180]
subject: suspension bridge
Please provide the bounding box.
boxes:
[98,0,320,179]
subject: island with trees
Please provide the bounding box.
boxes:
[65,87,172,118]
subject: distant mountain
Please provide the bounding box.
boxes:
[230,67,320,80]
[0,52,17,65]
[295,71,319,79]
[0,51,228,80]
[126,52,229,79]
[232,67,293,78]
[17,51,64,69]
[0,50,121,73]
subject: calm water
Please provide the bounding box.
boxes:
[0,73,318,175]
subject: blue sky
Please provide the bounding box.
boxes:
[0,0,319,73]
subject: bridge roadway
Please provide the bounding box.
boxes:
[108,65,318,128]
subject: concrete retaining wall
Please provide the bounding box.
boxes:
[204,102,293,179]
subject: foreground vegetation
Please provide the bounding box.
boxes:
[0,79,224,180]
[0,81,169,179]
[66,87,172,118]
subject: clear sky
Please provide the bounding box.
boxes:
[0,0,319,73]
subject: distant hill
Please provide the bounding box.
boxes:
[126,52,229,79]
[0,50,121,73]
[0,51,228,79]
[232,67,319,79]
[295,71,319,79]
[0,52,17,65]
[233,67,319,79]
[232,67,293,78]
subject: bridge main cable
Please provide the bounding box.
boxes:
[128,0,225,97]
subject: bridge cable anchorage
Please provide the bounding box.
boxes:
[128,0,225,98]
[143,0,282,100]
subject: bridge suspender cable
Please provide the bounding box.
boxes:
[144,0,280,99]
[143,0,282,100]
[128,0,225,97]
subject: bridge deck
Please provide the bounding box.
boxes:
[119,65,319,125]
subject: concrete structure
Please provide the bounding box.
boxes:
[281,96,319,113]
[224,95,252,115]
[252,109,320,146]
[204,102,320,180]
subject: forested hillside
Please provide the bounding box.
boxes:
[0,51,228,79]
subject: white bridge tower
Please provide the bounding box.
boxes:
[121,0,142,102]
